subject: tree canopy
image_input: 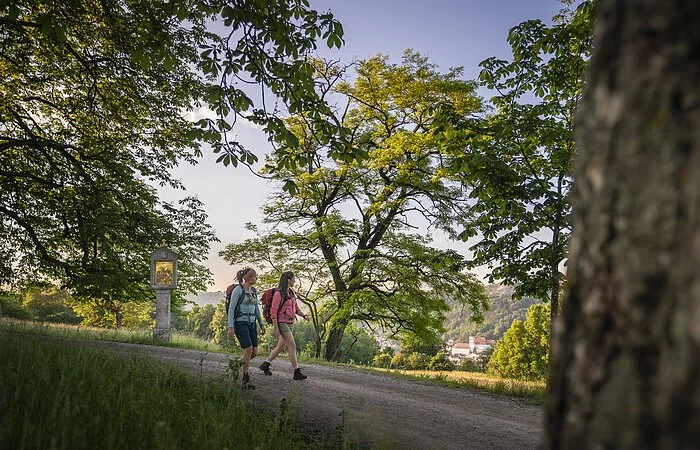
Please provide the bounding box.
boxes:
[221,52,489,361]
[0,0,344,297]
[439,1,594,318]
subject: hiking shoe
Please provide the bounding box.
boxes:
[259,361,273,376]
[293,368,307,380]
[242,372,255,390]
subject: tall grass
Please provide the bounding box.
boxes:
[0,318,227,354]
[372,368,547,404]
[0,330,316,450]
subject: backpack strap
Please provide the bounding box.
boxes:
[233,287,258,322]
[231,286,245,322]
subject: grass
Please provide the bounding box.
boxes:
[0,329,329,450]
[368,367,547,404]
[0,318,547,403]
[0,318,229,354]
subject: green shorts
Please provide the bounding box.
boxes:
[277,323,293,335]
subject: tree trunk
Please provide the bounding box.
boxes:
[115,308,123,330]
[324,318,348,362]
[546,1,700,449]
[550,223,561,321]
[315,336,322,358]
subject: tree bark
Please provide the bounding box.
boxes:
[324,318,348,362]
[546,1,700,449]
[115,308,123,330]
[550,223,561,321]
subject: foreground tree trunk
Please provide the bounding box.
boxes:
[546,1,700,449]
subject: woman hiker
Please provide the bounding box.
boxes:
[259,271,309,380]
[227,267,265,389]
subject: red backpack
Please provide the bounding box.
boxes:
[260,288,286,324]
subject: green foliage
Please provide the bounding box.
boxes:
[0,331,315,449]
[443,284,541,341]
[339,325,379,365]
[69,296,154,330]
[0,0,345,298]
[400,337,443,357]
[405,352,431,370]
[372,352,393,368]
[390,352,408,369]
[0,292,31,319]
[428,352,455,371]
[184,304,216,340]
[210,301,236,349]
[1,317,225,353]
[389,351,431,370]
[441,2,594,308]
[21,286,79,323]
[455,358,482,372]
[487,303,550,380]
[222,52,488,361]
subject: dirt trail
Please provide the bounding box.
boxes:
[81,340,543,449]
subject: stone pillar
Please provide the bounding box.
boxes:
[153,289,171,341]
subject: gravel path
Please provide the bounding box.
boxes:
[80,340,544,449]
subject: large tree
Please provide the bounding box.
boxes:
[440,1,593,321]
[222,52,489,361]
[546,0,700,448]
[0,0,344,291]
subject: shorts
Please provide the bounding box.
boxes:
[234,321,258,349]
[277,322,293,335]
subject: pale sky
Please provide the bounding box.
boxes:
[158,0,564,291]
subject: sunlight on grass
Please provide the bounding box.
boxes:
[0,318,228,354]
[0,329,319,450]
[372,368,547,403]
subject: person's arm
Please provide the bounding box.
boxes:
[294,296,309,320]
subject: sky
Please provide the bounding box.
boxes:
[158,0,565,292]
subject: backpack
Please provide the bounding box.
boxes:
[224,283,238,318]
[261,288,287,324]
[225,283,247,321]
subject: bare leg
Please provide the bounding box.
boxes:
[241,346,253,373]
[266,335,287,362]
[285,332,298,368]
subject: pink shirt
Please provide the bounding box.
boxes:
[270,290,301,324]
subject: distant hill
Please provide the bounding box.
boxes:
[443,284,542,342]
[183,291,225,310]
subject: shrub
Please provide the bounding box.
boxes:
[391,352,408,369]
[428,352,455,371]
[0,293,31,320]
[455,357,481,372]
[405,352,430,370]
[372,353,393,368]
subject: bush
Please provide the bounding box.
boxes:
[0,294,31,320]
[372,353,393,368]
[405,352,430,370]
[391,352,408,369]
[428,352,455,371]
[45,310,82,325]
[455,357,481,372]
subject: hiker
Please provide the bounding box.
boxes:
[259,271,309,380]
[227,267,265,389]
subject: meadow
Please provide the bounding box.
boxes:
[0,318,546,403]
[0,326,323,450]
